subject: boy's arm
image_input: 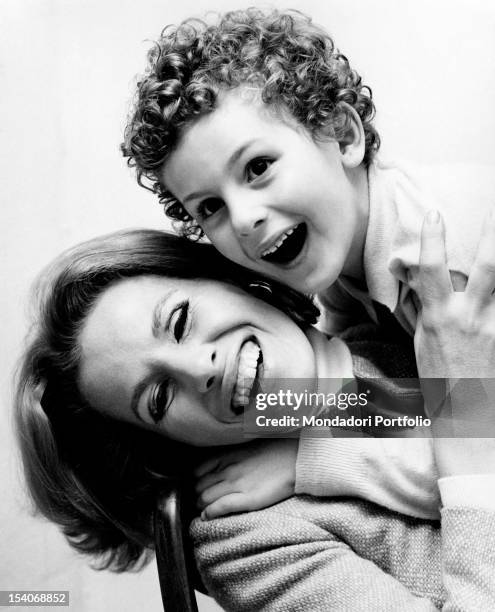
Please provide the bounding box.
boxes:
[195,436,442,521]
[296,436,441,518]
[296,436,495,519]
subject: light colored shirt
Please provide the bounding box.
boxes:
[319,157,495,335]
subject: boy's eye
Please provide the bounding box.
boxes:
[246,157,273,182]
[169,300,189,341]
[149,380,172,424]
[197,198,224,221]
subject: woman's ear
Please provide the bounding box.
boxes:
[337,102,366,169]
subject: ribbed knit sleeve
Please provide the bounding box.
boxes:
[296,436,441,519]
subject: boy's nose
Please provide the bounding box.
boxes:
[228,196,267,238]
[239,217,265,237]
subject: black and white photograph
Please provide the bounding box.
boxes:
[3,1,495,610]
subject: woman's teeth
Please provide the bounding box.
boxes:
[231,340,261,412]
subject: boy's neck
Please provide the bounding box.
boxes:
[341,164,370,285]
[306,326,354,383]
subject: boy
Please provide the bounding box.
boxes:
[122,8,494,338]
[122,8,495,518]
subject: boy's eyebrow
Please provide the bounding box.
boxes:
[225,140,258,171]
[182,140,259,205]
[183,190,211,205]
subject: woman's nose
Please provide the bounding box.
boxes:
[173,345,218,393]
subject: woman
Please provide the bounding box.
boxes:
[15,222,495,609]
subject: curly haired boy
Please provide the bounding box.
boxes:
[123,6,494,337]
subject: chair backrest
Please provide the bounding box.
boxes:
[154,482,199,612]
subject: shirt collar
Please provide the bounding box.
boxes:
[362,157,403,312]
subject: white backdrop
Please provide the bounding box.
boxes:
[2,1,495,610]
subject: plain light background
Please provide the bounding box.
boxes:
[2,1,495,610]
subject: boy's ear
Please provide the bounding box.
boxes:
[337,102,366,169]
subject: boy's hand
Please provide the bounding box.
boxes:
[194,438,298,520]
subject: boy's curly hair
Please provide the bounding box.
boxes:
[122,8,380,238]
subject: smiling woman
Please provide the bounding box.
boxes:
[78,274,315,445]
[14,227,320,568]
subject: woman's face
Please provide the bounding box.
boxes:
[78,275,316,446]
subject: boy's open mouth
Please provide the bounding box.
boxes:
[260,223,307,265]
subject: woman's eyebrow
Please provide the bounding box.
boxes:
[129,289,179,423]
[130,379,150,424]
[151,289,178,338]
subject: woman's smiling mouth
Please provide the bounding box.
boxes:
[260,223,308,265]
[231,339,264,415]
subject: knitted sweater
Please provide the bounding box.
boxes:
[192,496,495,611]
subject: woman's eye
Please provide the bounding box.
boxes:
[197,198,224,220]
[169,301,189,341]
[149,381,171,424]
[246,157,273,182]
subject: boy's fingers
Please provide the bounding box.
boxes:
[466,208,495,299]
[197,481,240,509]
[194,446,249,478]
[418,210,452,306]
[195,470,225,495]
[193,457,221,478]
[194,452,237,478]
[201,493,249,520]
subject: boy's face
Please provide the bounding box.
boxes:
[161,92,367,294]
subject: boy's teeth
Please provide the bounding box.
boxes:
[231,340,261,410]
[260,223,307,265]
[262,227,295,257]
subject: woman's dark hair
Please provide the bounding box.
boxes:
[15,228,318,571]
